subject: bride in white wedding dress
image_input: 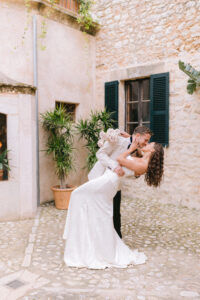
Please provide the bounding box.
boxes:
[63,135,164,269]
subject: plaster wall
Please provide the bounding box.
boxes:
[0,93,36,221]
[38,15,96,203]
[0,0,96,204]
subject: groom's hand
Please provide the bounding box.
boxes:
[114,166,125,177]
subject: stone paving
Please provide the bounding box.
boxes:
[0,196,200,300]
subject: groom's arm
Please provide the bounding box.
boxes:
[96,141,122,173]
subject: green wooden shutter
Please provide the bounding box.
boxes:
[150,73,169,147]
[105,81,119,128]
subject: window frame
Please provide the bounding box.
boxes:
[125,77,150,133]
[55,101,78,122]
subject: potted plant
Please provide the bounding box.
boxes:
[0,148,10,181]
[41,106,76,209]
[76,109,115,170]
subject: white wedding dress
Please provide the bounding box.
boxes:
[63,157,147,269]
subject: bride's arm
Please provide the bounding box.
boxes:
[117,142,147,175]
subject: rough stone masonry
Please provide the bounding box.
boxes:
[93,0,200,209]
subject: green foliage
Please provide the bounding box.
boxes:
[39,19,48,51]
[0,149,10,172]
[23,0,97,47]
[41,106,74,189]
[179,60,200,95]
[23,0,57,50]
[76,109,115,170]
[77,0,96,32]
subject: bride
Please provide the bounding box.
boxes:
[63,133,164,269]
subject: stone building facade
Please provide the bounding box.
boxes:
[0,0,200,220]
[93,0,200,209]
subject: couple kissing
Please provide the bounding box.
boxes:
[63,125,164,269]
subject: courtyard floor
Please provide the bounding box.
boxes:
[0,196,200,300]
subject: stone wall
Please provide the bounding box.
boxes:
[93,0,200,208]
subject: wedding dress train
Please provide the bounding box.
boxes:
[63,159,147,269]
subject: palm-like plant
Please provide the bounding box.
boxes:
[41,106,74,189]
[76,109,115,170]
[179,60,200,94]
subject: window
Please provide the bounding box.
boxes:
[105,73,169,147]
[0,113,8,180]
[56,102,77,121]
[125,78,150,133]
[57,0,79,13]
[124,73,169,146]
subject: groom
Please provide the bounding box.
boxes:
[88,125,153,238]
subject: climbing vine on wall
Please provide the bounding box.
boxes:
[23,0,97,50]
[77,0,96,32]
[23,0,56,50]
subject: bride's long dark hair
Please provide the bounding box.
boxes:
[145,143,164,187]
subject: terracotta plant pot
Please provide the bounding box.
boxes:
[0,169,3,181]
[51,185,76,210]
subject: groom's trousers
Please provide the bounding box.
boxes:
[113,191,122,238]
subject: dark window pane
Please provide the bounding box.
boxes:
[131,81,139,101]
[56,102,76,121]
[127,123,139,135]
[0,113,8,180]
[125,78,150,135]
[126,83,131,103]
[0,114,7,152]
[142,101,150,122]
[142,79,150,100]
[127,102,138,122]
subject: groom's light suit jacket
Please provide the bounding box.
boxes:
[88,136,130,181]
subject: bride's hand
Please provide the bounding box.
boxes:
[129,136,139,152]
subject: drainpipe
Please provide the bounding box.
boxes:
[33,15,40,206]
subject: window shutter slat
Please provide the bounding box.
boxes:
[105,81,119,128]
[150,72,169,147]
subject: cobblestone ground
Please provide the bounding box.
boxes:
[0,197,200,300]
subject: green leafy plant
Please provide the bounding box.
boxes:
[76,109,115,170]
[41,105,74,189]
[179,60,200,94]
[77,0,97,32]
[0,149,10,172]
